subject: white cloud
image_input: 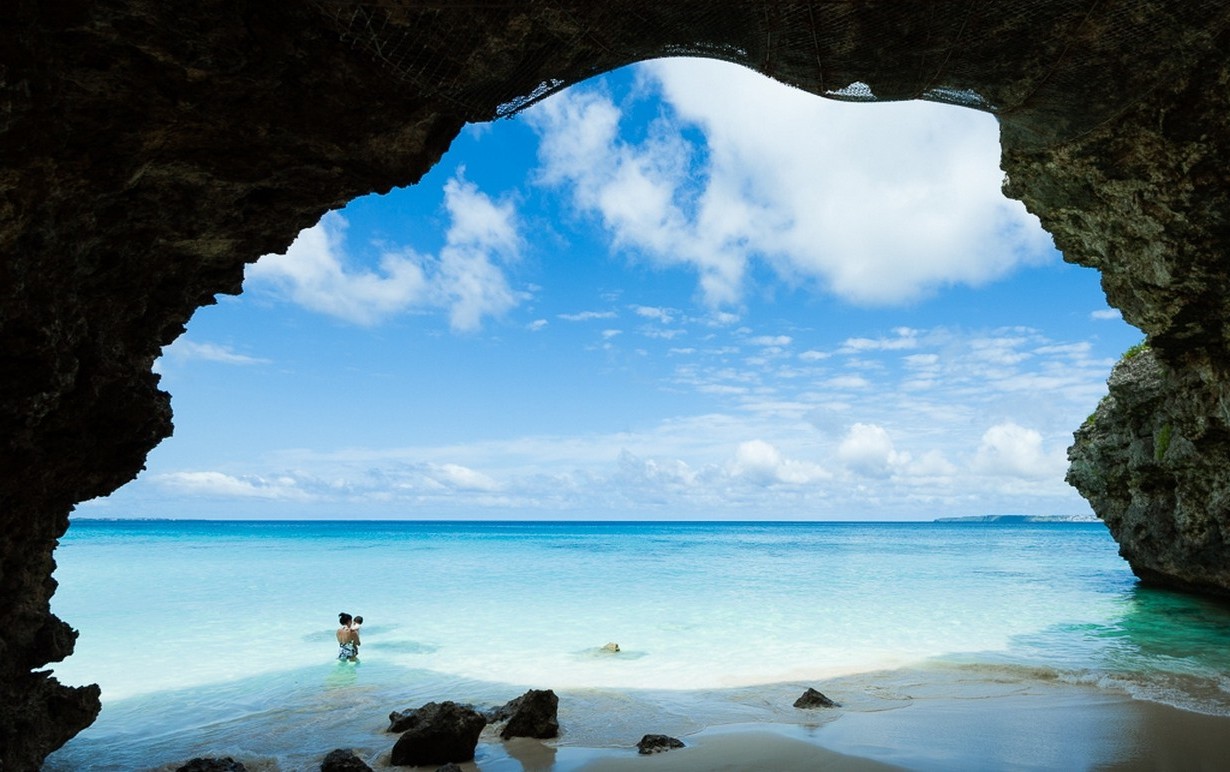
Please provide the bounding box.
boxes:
[749,335,793,347]
[435,175,523,331]
[154,471,309,501]
[559,310,617,321]
[527,58,1055,310]
[727,439,829,486]
[838,423,903,478]
[972,422,1064,479]
[245,173,522,331]
[825,375,872,390]
[616,450,700,489]
[1091,309,1123,321]
[162,341,270,366]
[527,319,548,331]
[634,305,675,323]
[841,328,921,352]
[432,463,501,492]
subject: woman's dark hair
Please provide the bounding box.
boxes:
[339,612,353,626]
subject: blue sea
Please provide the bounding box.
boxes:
[44,519,1230,770]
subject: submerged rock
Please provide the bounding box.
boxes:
[637,734,685,754]
[490,688,560,740]
[175,759,248,772]
[793,687,840,708]
[320,748,373,771]
[388,701,486,766]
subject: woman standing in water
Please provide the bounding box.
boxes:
[336,612,360,661]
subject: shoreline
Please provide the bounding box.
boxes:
[459,673,1230,771]
[58,661,1230,770]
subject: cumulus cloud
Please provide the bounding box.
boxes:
[616,449,700,489]
[727,439,829,485]
[972,422,1064,479]
[246,173,522,330]
[838,423,904,478]
[527,58,1055,309]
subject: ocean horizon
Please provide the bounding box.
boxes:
[45,518,1230,770]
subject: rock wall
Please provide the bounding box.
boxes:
[1068,347,1230,595]
[3,1,1230,766]
[1003,42,1230,596]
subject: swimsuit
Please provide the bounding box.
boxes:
[338,641,357,660]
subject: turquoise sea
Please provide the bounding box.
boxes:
[44,519,1230,770]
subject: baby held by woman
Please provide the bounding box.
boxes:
[336,612,363,661]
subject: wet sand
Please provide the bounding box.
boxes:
[565,693,1230,771]
[472,671,1230,771]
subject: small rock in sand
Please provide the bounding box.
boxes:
[637,734,685,754]
[793,687,840,709]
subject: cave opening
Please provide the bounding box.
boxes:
[9,1,1230,766]
[48,61,1147,744]
[75,58,1139,524]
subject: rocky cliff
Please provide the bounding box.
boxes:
[4,1,1230,766]
[1069,346,1230,595]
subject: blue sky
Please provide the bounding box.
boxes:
[81,59,1139,521]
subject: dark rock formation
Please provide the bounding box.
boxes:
[793,687,840,709]
[436,765,464,772]
[388,701,487,767]
[175,758,248,772]
[491,688,560,740]
[637,734,685,754]
[1069,346,1230,596]
[321,748,373,772]
[5,1,1230,766]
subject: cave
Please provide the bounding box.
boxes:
[4,1,1230,766]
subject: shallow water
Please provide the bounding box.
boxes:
[44,519,1230,770]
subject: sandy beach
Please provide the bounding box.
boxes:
[465,669,1230,771]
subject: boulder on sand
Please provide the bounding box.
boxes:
[488,689,560,740]
[320,748,373,771]
[387,701,486,766]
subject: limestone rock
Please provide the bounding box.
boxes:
[1068,346,1230,596]
[321,748,373,772]
[388,701,487,766]
[175,759,248,772]
[637,734,685,754]
[793,687,840,709]
[491,689,560,740]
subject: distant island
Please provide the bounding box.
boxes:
[934,514,1101,523]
